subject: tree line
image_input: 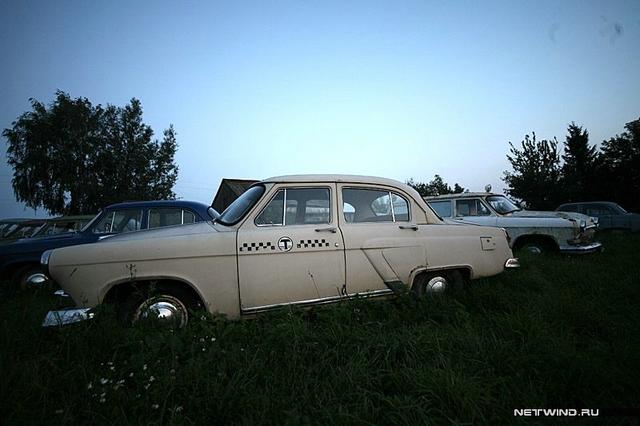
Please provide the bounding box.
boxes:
[4,91,638,216]
[3,91,178,215]
[503,118,640,211]
[408,117,640,213]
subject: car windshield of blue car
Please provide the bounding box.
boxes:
[217,185,266,226]
[487,195,521,214]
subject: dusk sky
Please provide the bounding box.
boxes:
[1,0,639,218]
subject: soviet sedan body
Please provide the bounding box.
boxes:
[426,193,601,254]
[0,200,217,288]
[44,175,518,327]
[556,201,640,232]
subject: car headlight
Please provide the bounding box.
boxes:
[40,249,53,266]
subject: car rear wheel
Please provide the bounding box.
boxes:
[412,270,464,298]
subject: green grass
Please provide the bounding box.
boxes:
[1,233,639,425]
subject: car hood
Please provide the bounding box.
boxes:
[97,221,219,244]
[0,232,86,255]
[509,210,593,222]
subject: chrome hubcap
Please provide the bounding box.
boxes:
[425,276,448,294]
[136,295,188,327]
[25,272,48,286]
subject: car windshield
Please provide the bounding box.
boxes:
[486,195,521,214]
[80,212,102,232]
[217,185,265,226]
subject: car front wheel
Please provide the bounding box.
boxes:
[122,285,196,328]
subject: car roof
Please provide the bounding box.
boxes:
[0,218,33,223]
[48,215,95,222]
[261,174,406,188]
[425,192,497,200]
[105,200,212,210]
[558,201,620,207]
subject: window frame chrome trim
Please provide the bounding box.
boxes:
[254,186,333,227]
[341,186,412,224]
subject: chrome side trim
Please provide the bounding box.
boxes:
[242,288,394,314]
[42,308,94,327]
[559,242,603,254]
[504,258,520,268]
[54,289,70,298]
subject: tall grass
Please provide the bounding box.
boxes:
[1,233,639,424]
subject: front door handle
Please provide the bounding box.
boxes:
[399,225,419,231]
[315,227,337,233]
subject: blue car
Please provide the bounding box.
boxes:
[0,200,218,288]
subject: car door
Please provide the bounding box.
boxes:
[453,198,498,226]
[338,185,427,295]
[237,183,345,313]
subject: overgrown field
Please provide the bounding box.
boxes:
[1,233,639,425]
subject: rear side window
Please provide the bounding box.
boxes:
[456,199,491,217]
[148,208,196,228]
[342,188,410,223]
[429,200,452,218]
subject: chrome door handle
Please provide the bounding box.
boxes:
[315,227,337,233]
[399,225,418,231]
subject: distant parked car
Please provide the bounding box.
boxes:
[0,219,47,242]
[31,215,95,238]
[0,200,218,289]
[426,192,602,254]
[0,219,31,238]
[42,174,518,327]
[556,202,640,232]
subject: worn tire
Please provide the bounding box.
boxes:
[412,270,464,298]
[120,284,198,328]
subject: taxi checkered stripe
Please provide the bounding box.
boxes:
[239,242,276,252]
[297,239,330,249]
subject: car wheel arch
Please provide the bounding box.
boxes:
[409,266,471,293]
[101,276,206,310]
[513,234,559,253]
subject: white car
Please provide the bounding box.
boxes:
[43,175,518,327]
[426,192,602,254]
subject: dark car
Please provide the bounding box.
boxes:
[0,219,47,242]
[556,201,640,232]
[31,215,95,238]
[0,200,218,288]
[0,219,31,238]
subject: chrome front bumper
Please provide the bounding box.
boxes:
[42,308,94,327]
[560,242,603,254]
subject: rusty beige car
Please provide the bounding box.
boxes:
[43,175,518,327]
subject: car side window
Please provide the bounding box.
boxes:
[93,209,143,234]
[255,188,330,226]
[585,205,614,216]
[148,208,197,228]
[456,199,490,217]
[429,200,452,218]
[342,188,410,223]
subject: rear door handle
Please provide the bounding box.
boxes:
[315,227,337,233]
[399,225,419,231]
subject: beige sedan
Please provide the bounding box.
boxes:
[43,175,518,327]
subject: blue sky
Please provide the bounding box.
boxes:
[1,0,639,217]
